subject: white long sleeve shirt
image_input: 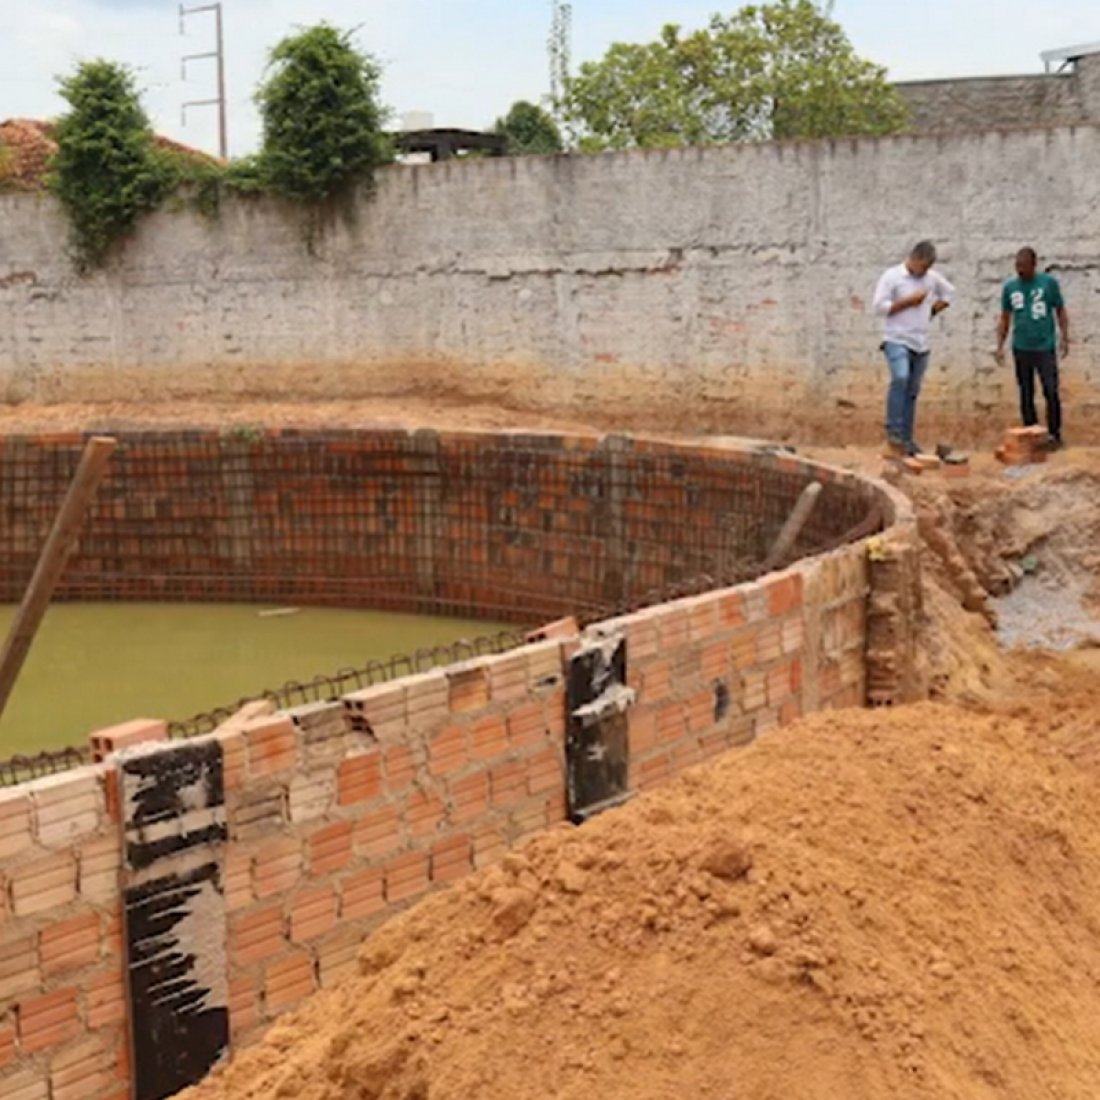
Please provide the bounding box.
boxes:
[872,263,955,353]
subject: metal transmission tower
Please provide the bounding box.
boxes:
[179,2,228,158]
[548,0,572,109]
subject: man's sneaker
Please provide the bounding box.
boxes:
[905,440,923,457]
[1044,435,1064,452]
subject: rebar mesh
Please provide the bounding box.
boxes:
[0,429,887,780]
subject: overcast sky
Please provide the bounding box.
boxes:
[1,0,1097,157]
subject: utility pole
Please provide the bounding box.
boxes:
[179,1,227,158]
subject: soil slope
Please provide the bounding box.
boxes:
[181,702,1100,1100]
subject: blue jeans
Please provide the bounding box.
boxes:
[882,341,930,446]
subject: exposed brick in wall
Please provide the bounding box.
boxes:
[5,123,1100,444]
[0,432,918,1097]
[0,431,882,628]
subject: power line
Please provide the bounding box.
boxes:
[179,1,227,158]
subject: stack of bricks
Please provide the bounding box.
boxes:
[995,426,1048,466]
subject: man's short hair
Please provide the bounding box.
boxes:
[910,240,937,264]
[1017,246,1037,263]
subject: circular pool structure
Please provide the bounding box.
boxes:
[0,426,920,1100]
[0,427,918,759]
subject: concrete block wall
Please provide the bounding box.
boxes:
[4,125,1100,443]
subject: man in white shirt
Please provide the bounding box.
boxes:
[872,241,955,457]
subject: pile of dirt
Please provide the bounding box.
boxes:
[182,702,1100,1100]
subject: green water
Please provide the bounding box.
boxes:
[0,603,508,755]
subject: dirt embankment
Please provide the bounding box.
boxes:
[180,700,1100,1100]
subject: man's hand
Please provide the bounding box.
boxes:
[1060,336,1071,358]
[889,289,928,316]
[993,347,1006,366]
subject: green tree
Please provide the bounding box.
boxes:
[494,101,563,155]
[561,0,907,151]
[49,60,174,270]
[253,23,390,201]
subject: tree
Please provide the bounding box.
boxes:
[494,101,563,155]
[253,24,390,201]
[560,0,907,151]
[49,60,174,269]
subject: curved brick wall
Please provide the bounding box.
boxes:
[0,430,918,1100]
[1,429,885,624]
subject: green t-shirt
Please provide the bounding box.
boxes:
[1001,272,1064,351]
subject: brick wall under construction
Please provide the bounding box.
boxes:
[0,430,919,1099]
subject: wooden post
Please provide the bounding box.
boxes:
[0,436,116,723]
[761,482,822,574]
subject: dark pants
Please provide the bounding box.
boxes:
[1014,349,1062,441]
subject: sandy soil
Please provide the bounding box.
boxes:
[179,697,1100,1100]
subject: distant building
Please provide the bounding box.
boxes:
[896,42,1100,133]
[0,118,219,191]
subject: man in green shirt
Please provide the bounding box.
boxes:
[994,247,1071,449]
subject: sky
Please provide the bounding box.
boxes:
[1,0,1098,158]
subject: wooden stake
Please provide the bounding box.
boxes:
[0,436,116,724]
[761,481,823,574]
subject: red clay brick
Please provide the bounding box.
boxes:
[48,1034,116,1100]
[468,714,508,761]
[384,852,430,903]
[656,607,690,651]
[40,912,100,976]
[0,934,39,1002]
[526,747,562,795]
[353,805,404,859]
[446,771,488,823]
[223,849,253,912]
[489,760,527,808]
[309,821,354,876]
[229,973,261,1039]
[339,867,386,921]
[252,837,302,899]
[766,574,803,617]
[0,1024,14,1069]
[430,835,472,884]
[264,950,315,1014]
[719,589,747,628]
[337,751,382,806]
[402,789,444,838]
[86,966,125,1030]
[639,659,672,704]
[686,689,714,734]
[629,708,659,754]
[18,987,80,1054]
[447,666,490,714]
[687,597,719,642]
[657,702,686,745]
[382,744,417,791]
[780,699,804,725]
[242,716,297,777]
[89,718,167,762]
[428,725,468,777]
[289,884,338,944]
[635,753,672,791]
[229,905,285,967]
[506,702,546,748]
